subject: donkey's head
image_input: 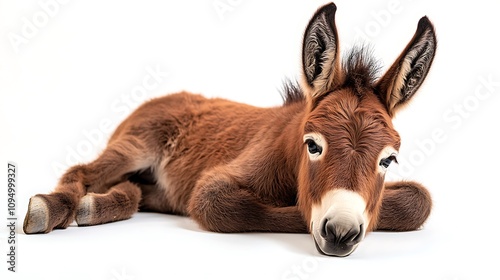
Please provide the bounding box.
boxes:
[297,3,436,256]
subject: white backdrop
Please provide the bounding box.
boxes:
[1,0,499,279]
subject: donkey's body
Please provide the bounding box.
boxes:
[24,3,436,257]
[116,92,306,225]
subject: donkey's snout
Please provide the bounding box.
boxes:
[310,189,369,257]
[314,216,365,257]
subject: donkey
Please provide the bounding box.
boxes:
[24,2,436,257]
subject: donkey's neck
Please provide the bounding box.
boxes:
[244,101,307,206]
[276,102,308,175]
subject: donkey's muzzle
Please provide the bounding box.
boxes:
[310,189,368,256]
[313,217,365,257]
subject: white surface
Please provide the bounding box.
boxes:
[1,0,499,279]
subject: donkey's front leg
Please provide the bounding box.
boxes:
[188,167,307,233]
[376,181,432,231]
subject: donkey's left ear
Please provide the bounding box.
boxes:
[375,16,437,117]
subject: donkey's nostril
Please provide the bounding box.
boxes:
[320,218,329,238]
[343,224,363,245]
[322,219,339,241]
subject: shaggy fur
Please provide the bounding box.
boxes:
[24,2,436,256]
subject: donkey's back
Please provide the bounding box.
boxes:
[107,91,304,214]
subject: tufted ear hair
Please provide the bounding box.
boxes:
[301,3,343,103]
[375,16,437,117]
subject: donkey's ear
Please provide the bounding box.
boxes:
[301,3,342,101]
[375,16,437,117]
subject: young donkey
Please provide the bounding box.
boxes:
[24,3,436,257]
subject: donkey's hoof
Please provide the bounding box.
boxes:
[23,196,50,234]
[76,195,95,226]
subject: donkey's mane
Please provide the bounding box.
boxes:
[281,45,380,105]
[281,79,305,105]
[342,45,381,95]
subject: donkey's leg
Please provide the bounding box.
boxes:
[188,168,307,233]
[375,181,432,231]
[76,181,141,226]
[23,166,88,234]
[24,138,150,234]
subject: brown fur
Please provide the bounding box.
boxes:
[23,2,436,256]
[76,181,141,226]
[376,181,432,231]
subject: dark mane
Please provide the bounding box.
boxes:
[342,45,381,94]
[280,79,305,105]
[281,46,380,106]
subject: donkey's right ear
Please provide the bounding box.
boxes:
[301,3,342,102]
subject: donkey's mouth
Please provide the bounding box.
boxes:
[312,231,359,257]
[311,221,363,257]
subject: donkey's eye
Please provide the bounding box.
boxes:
[306,139,323,155]
[379,154,398,169]
[303,133,326,161]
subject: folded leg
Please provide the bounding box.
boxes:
[376,181,432,231]
[188,167,307,233]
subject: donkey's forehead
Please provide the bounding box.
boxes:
[305,90,400,149]
[306,90,389,128]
